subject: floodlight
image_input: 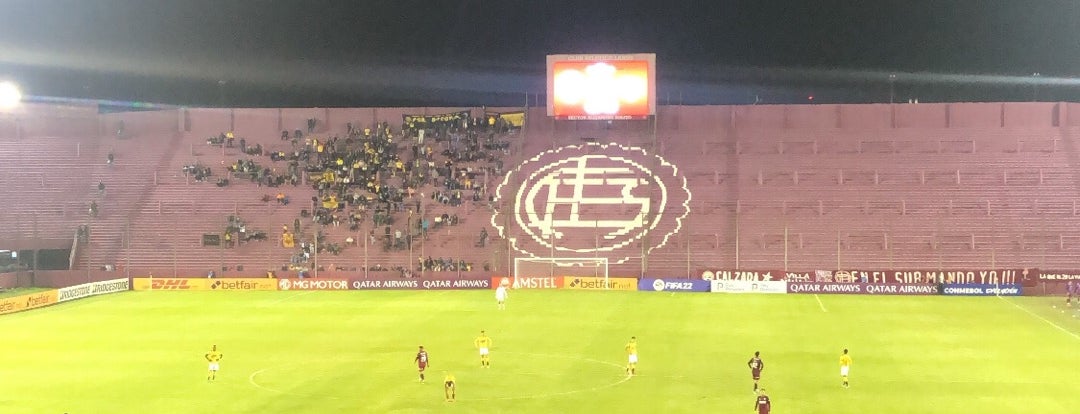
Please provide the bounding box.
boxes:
[0,81,23,109]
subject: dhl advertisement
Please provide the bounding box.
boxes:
[133,278,278,291]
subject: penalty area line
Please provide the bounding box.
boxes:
[814,294,828,312]
[997,296,1079,341]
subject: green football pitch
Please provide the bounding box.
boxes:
[0,290,1077,414]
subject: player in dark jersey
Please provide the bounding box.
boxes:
[754,389,771,414]
[415,346,429,383]
[747,351,764,392]
[1067,280,1075,307]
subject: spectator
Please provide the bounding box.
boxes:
[106,151,114,166]
[478,227,488,247]
[307,118,317,133]
[88,201,98,218]
[97,181,106,197]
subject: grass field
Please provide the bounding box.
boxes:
[0,289,1077,414]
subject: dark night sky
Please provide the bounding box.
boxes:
[1,0,1079,107]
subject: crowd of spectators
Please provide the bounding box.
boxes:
[192,112,514,272]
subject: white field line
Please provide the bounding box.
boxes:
[997,296,1079,341]
[814,294,828,312]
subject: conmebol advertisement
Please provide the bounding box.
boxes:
[941,284,1022,296]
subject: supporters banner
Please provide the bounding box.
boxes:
[492,276,563,289]
[710,280,789,294]
[811,269,1029,284]
[132,278,208,291]
[1037,271,1079,282]
[57,278,130,302]
[562,276,638,291]
[403,111,471,127]
[941,283,1022,296]
[640,278,710,292]
[278,278,350,291]
[351,276,491,290]
[786,282,940,295]
[485,111,526,127]
[0,290,59,315]
[699,268,1030,284]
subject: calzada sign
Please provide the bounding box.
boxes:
[492,143,691,265]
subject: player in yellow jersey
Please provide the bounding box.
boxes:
[474,330,493,368]
[205,345,223,382]
[625,336,638,377]
[443,371,456,402]
[839,348,852,388]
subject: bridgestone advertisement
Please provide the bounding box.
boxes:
[57,278,130,302]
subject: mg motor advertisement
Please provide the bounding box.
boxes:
[640,278,710,292]
[278,278,350,291]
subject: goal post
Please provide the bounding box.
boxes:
[513,257,609,282]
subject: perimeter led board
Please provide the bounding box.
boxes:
[547,53,656,120]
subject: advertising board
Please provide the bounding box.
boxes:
[1038,271,1080,281]
[490,276,563,290]
[352,277,491,290]
[941,284,1022,296]
[57,278,130,302]
[710,280,789,294]
[640,278,710,292]
[132,278,208,291]
[786,282,939,295]
[133,278,277,291]
[278,278,350,291]
[0,290,58,315]
[562,276,638,291]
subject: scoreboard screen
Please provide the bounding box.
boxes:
[546,53,656,120]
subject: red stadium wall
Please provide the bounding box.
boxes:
[838,104,892,129]
[10,101,1080,290]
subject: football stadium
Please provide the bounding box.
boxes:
[2,4,1080,414]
